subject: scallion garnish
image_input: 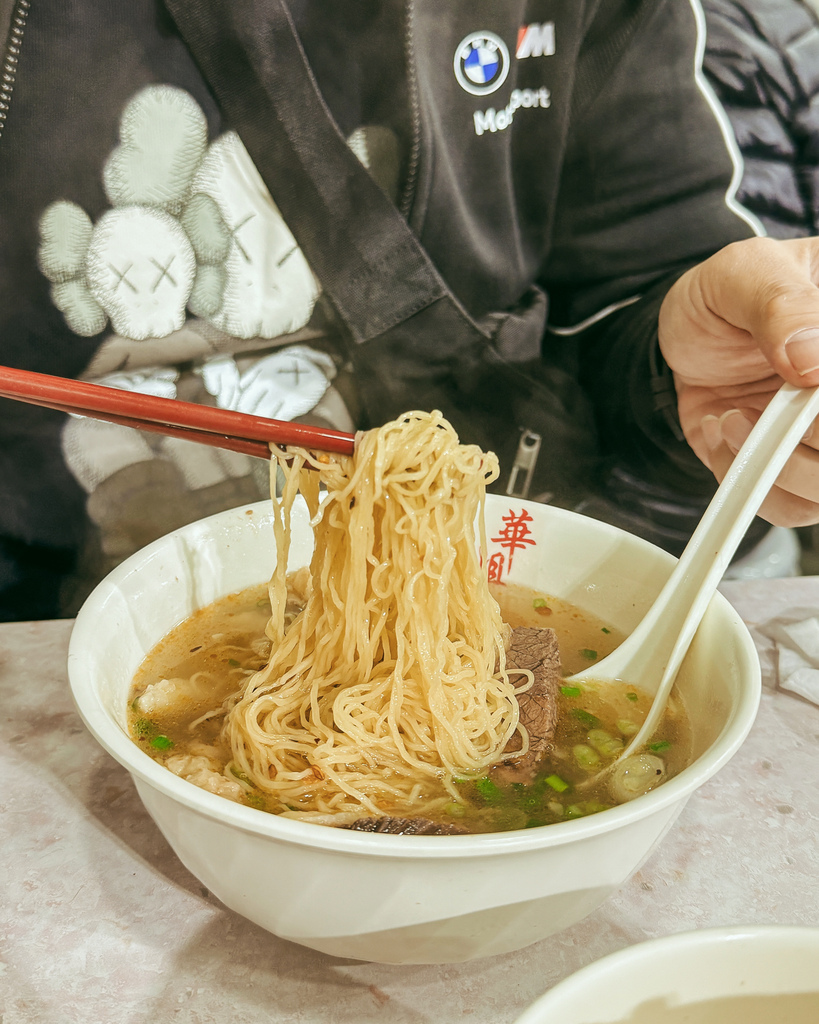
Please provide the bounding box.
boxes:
[572,708,600,728]
[545,774,570,793]
[587,729,624,758]
[560,685,582,698]
[475,777,503,803]
[573,744,600,768]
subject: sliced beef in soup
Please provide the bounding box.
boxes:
[493,626,561,783]
[343,817,469,835]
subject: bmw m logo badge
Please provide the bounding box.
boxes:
[454,31,510,96]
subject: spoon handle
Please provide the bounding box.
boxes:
[570,382,819,757]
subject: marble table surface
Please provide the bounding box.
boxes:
[2,578,819,1024]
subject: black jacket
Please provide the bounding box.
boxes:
[0,0,757,619]
[703,0,819,237]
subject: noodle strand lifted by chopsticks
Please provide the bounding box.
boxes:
[224,410,521,823]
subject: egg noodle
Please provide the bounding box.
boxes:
[223,410,529,823]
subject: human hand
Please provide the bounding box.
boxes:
[658,236,819,527]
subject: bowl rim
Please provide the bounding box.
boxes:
[513,924,819,1022]
[67,499,762,860]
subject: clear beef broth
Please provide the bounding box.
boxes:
[128,586,272,790]
[128,581,691,832]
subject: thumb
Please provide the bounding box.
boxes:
[781,326,819,384]
[700,237,819,387]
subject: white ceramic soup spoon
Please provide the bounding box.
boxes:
[566,382,819,764]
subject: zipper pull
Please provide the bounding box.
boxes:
[505,429,542,499]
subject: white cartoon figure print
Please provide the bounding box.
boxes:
[34,85,357,586]
[189,131,319,338]
[37,85,319,341]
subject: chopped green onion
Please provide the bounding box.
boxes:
[572,708,600,728]
[573,743,601,768]
[601,627,611,634]
[579,648,598,661]
[561,685,582,698]
[532,597,549,608]
[545,774,570,793]
[626,692,639,702]
[580,800,610,815]
[564,804,585,818]
[588,729,624,758]
[444,802,467,817]
[617,718,639,737]
[475,777,503,802]
[150,734,174,750]
[133,718,154,738]
[228,658,241,668]
[649,740,671,752]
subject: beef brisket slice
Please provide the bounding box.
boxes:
[342,817,468,835]
[493,626,561,782]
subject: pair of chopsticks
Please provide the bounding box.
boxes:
[0,365,357,460]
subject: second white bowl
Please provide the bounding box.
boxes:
[514,925,819,1023]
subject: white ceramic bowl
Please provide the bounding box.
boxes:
[67,496,761,964]
[514,925,819,1023]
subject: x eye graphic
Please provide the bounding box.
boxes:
[228,213,255,262]
[108,262,138,293]
[150,256,178,293]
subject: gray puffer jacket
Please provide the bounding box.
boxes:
[703,0,819,238]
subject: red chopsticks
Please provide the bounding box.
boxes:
[0,365,357,460]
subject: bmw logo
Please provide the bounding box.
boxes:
[454,31,510,96]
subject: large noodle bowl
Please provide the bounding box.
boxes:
[128,411,689,831]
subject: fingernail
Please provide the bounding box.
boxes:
[719,409,752,449]
[700,414,721,451]
[786,328,819,376]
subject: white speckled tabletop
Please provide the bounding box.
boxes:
[2,578,819,1024]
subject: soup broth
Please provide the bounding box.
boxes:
[128,579,691,833]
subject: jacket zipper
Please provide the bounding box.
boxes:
[0,0,30,143]
[399,0,420,219]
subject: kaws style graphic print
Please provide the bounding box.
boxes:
[35,85,350,578]
[38,85,320,342]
